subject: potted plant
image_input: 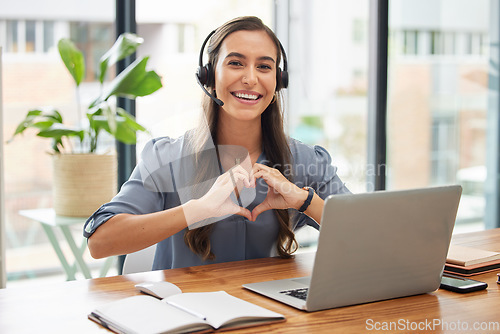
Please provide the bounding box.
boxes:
[9,33,162,217]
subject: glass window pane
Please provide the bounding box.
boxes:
[286,1,369,194]
[6,20,18,52]
[70,22,114,81]
[25,20,36,52]
[3,4,116,286]
[388,0,491,233]
[43,21,55,53]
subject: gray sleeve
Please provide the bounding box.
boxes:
[291,141,351,230]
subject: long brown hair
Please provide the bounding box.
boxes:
[185,16,298,261]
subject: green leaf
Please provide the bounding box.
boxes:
[26,109,43,117]
[32,121,57,130]
[35,123,85,152]
[44,109,64,123]
[37,124,85,142]
[91,115,142,144]
[87,103,117,137]
[116,108,147,132]
[103,104,117,134]
[113,120,138,144]
[91,56,162,107]
[10,108,63,138]
[58,39,85,86]
[99,33,144,84]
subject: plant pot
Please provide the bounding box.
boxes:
[52,153,117,217]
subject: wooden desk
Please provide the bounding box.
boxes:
[1,229,499,334]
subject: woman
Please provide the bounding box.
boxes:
[84,16,350,269]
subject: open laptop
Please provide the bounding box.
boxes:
[243,185,462,312]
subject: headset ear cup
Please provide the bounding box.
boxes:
[197,64,213,88]
[204,63,214,88]
[281,70,289,89]
[197,65,208,86]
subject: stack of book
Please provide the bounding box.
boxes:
[445,245,500,276]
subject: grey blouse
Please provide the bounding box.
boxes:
[83,133,350,270]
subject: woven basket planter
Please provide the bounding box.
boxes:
[52,153,117,217]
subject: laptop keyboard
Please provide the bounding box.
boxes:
[280,288,309,300]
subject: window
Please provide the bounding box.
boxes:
[43,21,55,53]
[352,19,366,44]
[403,30,418,55]
[431,114,458,184]
[388,0,491,232]
[285,1,369,194]
[70,22,114,81]
[178,24,186,53]
[2,19,57,54]
[3,15,115,285]
[25,20,37,52]
[466,32,486,55]
[6,20,18,52]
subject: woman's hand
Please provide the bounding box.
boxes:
[250,163,307,221]
[194,165,253,223]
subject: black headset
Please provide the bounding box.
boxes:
[195,29,289,106]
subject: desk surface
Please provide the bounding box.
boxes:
[1,229,500,334]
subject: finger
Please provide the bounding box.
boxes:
[234,206,252,221]
[252,168,279,189]
[248,167,257,187]
[251,202,271,221]
[251,163,272,184]
[239,154,253,173]
[252,162,270,174]
[230,168,252,188]
[232,164,250,176]
[232,173,251,189]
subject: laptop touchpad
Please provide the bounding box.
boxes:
[292,277,311,286]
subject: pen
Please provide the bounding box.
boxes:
[90,312,126,334]
[167,301,207,320]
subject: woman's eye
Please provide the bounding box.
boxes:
[228,61,242,66]
[259,64,272,70]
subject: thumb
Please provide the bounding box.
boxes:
[234,206,252,221]
[251,202,271,221]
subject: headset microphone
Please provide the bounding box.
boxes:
[195,73,224,106]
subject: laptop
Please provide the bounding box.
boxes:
[243,185,462,312]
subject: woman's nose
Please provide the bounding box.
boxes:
[242,67,258,86]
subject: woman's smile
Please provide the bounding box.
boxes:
[231,90,264,105]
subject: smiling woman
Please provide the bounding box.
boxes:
[83,16,351,271]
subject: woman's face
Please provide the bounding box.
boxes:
[214,30,278,122]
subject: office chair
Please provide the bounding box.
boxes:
[122,244,157,275]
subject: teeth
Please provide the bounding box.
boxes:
[234,92,259,100]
